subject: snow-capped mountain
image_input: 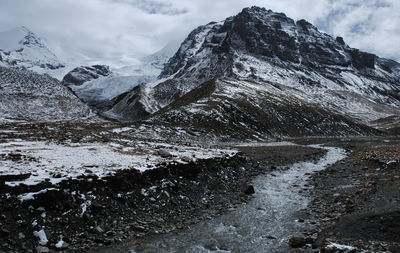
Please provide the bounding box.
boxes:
[107,7,400,135]
[0,66,97,123]
[0,27,66,77]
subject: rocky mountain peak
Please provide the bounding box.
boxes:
[160,7,391,83]
[108,7,400,125]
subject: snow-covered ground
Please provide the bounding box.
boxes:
[0,138,237,187]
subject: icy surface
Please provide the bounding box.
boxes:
[326,242,357,251]
[18,188,58,202]
[0,27,65,76]
[70,75,152,101]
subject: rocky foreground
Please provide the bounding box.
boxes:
[0,123,326,252]
[0,122,399,252]
[288,137,400,253]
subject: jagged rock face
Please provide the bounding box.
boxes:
[0,67,96,123]
[62,65,111,87]
[109,6,400,134]
[159,7,381,79]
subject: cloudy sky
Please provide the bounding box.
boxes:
[0,0,399,65]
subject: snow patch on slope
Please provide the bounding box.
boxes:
[0,139,236,187]
[70,75,153,101]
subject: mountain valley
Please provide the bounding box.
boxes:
[0,6,399,253]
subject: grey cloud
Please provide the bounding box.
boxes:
[110,0,188,15]
[0,0,398,65]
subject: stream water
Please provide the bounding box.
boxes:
[107,145,346,253]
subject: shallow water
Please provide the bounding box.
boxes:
[107,145,346,253]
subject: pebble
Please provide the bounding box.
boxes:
[36,246,49,253]
[288,236,307,248]
[243,185,255,195]
[131,225,146,232]
[95,226,104,233]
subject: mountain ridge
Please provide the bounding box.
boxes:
[105,6,400,136]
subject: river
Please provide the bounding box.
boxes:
[104,145,346,253]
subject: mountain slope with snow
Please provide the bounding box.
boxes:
[108,7,400,135]
[0,67,97,123]
[145,78,380,139]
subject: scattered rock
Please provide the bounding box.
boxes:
[33,229,48,246]
[157,150,173,158]
[0,228,9,238]
[36,245,49,253]
[163,191,170,198]
[289,236,307,248]
[243,185,255,195]
[55,239,69,249]
[131,225,146,232]
[95,226,104,234]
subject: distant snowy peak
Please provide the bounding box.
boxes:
[0,26,64,73]
[113,41,180,77]
[158,6,400,99]
[142,41,180,71]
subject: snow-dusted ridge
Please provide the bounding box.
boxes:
[0,66,97,123]
[109,6,400,132]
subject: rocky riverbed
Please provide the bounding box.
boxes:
[1,122,399,253]
[0,123,327,252]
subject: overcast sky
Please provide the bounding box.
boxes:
[0,0,399,65]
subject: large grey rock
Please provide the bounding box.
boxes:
[62,65,111,87]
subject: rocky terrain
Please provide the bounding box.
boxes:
[0,5,399,253]
[0,123,326,252]
[306,138,400,252]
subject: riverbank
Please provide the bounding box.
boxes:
[0,135,325,252]
[307,138,400,252]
